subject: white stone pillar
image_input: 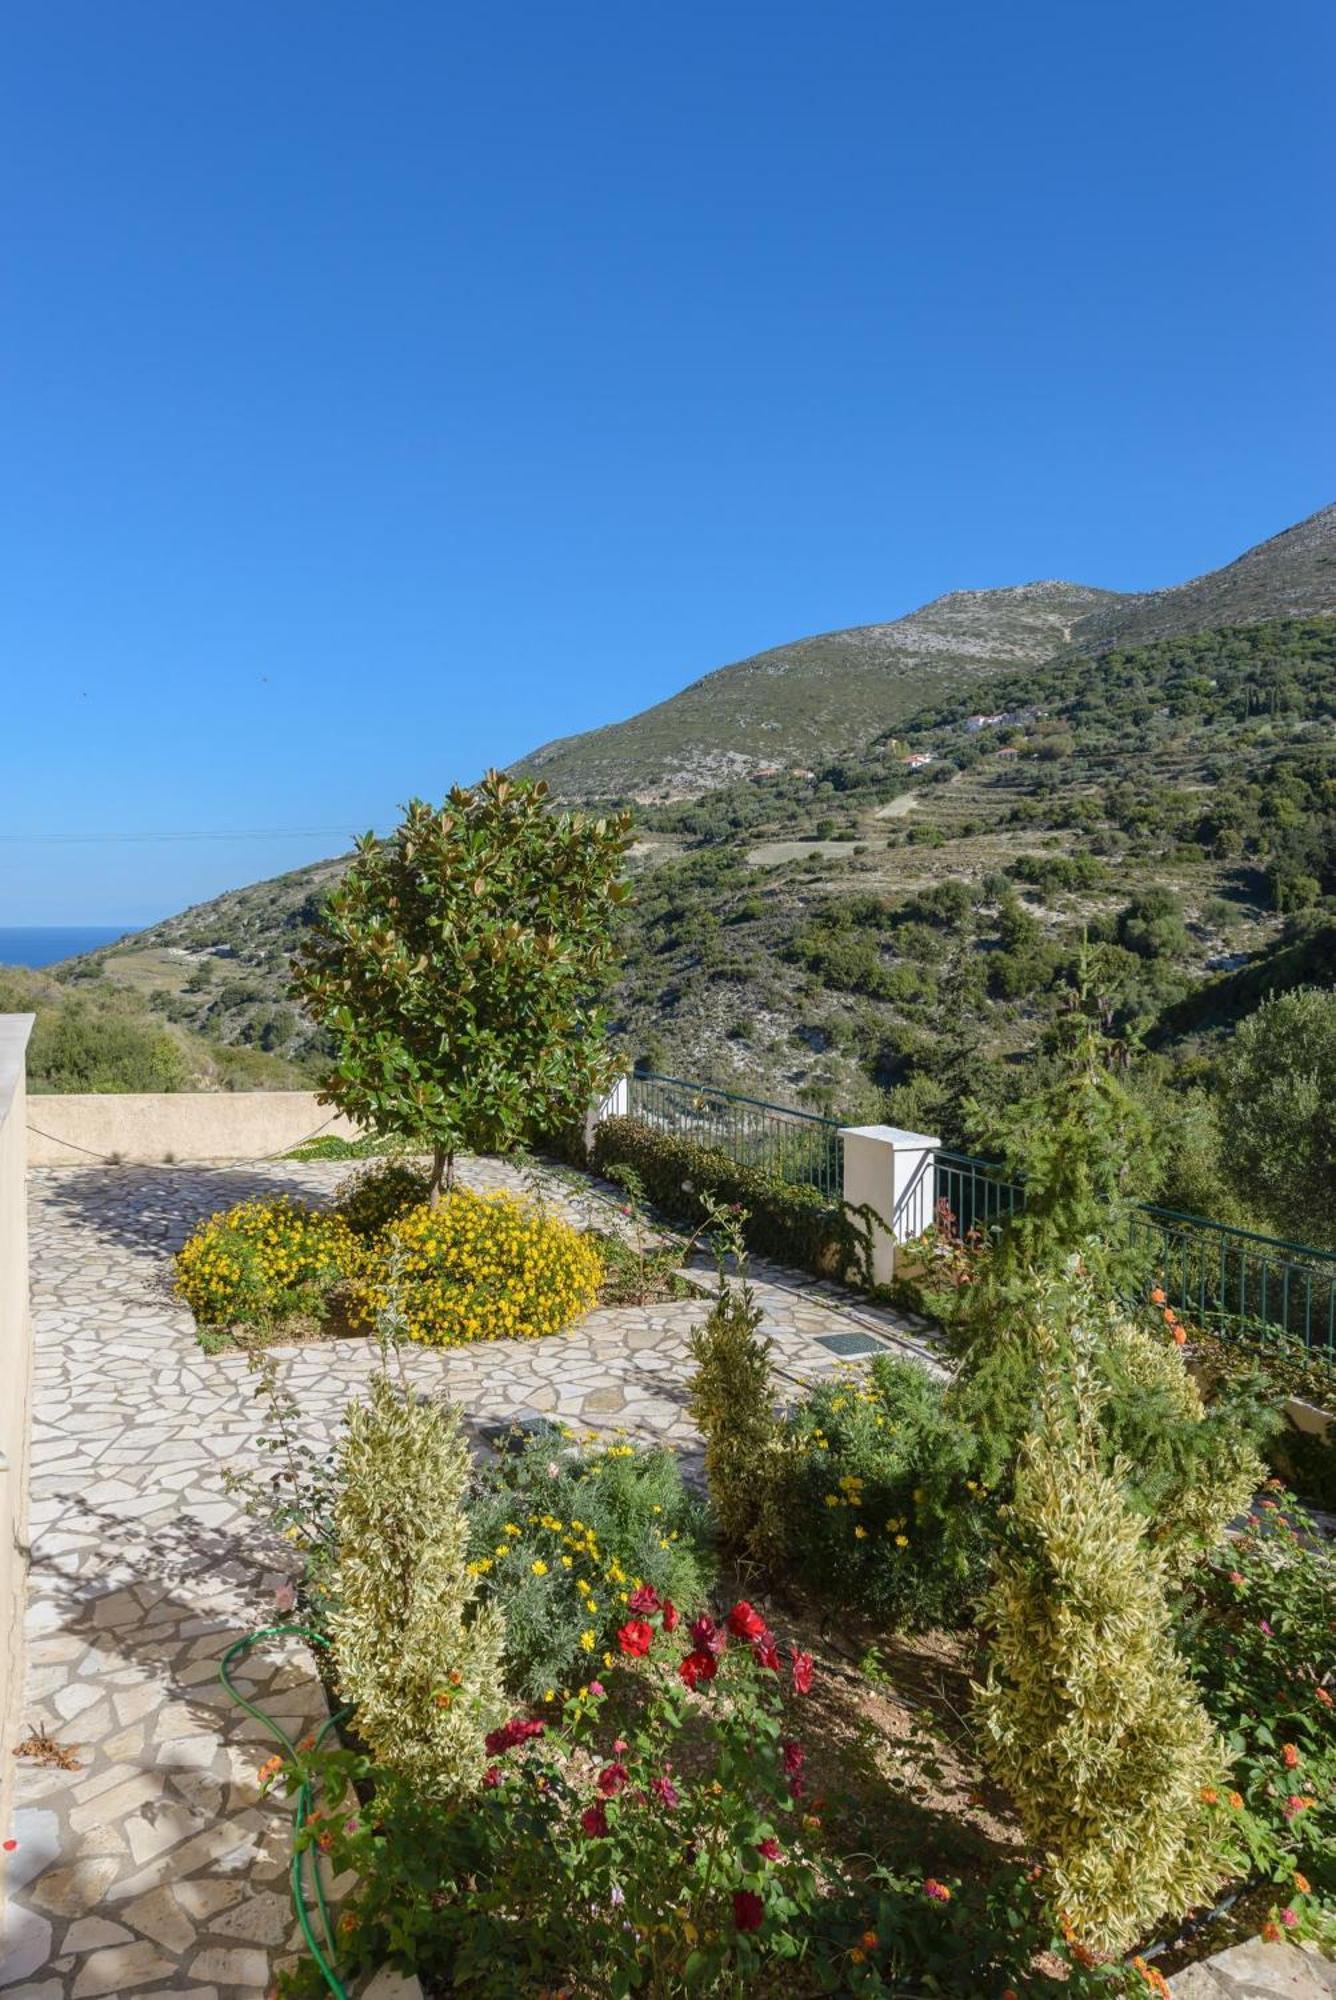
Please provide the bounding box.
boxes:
[583,1073,629,1156]
[838,1123,941,1286]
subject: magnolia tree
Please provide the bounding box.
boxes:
[291,772,633,1195]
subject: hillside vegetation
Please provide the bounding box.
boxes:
[48,506,1336,1229]
[514,501,1336,801]
[0,963,306,1094]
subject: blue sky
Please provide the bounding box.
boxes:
[2,0,1332,924]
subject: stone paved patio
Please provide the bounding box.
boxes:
[1,1155,943,1998]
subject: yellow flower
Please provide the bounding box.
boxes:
[580,1630,596,1651]
[531,1560,548,1576]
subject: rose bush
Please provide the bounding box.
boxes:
[464,1427,713,1700]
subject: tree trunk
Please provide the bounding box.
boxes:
[429,1143,455,1204]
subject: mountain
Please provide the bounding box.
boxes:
[515,582,1118,803]
[514,502,1336,800]
[54,501,1336,1118]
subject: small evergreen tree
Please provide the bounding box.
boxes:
[291,772,633,1195]
[969,953,1158,1292]
[976,1365,1232,1954]
[329,1376,504,1798]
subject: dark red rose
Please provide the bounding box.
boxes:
[597,1762,629,1796]
[581,1802,609,1837]
[733,1889,765,1933]
[482,1765,502,1788]
[627,1584,661,1615]
[662,1599,680,1633]
[679,1649,718,1689]
[689,1614,727,1658]
[758,1837,782,1861]
[650,1774,680,1808]
[484,1716,545,1756]
[789,1646,814,1695]
[753,1635,780,1672]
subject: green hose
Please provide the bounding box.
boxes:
[219,1623,353,2000]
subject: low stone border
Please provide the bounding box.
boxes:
[1168,1937,1336,1995]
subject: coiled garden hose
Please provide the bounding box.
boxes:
[219,1623,352,2000]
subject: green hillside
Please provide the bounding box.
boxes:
[513,501,1336,802]
[53,506,1336,1152]
[515,581,1117,802]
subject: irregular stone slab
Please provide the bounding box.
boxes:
[69,1940,176,1996]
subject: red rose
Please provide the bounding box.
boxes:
[581,1802,609,1837]
[662,1599,680,1633]
[733,1889,765,1933]
[726,1601,767,1641]
[781,1739,805,1776]
[484,1716,545,1755]
[758,1837,782,1861]
[597,1762,629,1796]
[678,1649,718,1689]
[753,1636,780,1673]
[651,1774,679,1808]
[482,1765,502,1788]
[628,1584,661,1615]
[789,1646,814,1695]
[618,1619,654,1658]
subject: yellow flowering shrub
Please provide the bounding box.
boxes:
[351,1189,603,1347]
[175,1196,358,1333]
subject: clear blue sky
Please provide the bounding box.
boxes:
[2,0,1332,924]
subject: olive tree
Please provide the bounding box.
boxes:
[1219,986,1336,1248]
[291,772,632,1194]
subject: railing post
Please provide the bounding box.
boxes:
[838,1124,941,1286]
[584,1073,629,1158]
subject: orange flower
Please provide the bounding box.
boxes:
[1261,1921,1282,1944]
[860,1931,879,1951]
[1172,1325,1187,1345]
[1227,1790,1243,1809]
[1294,1871,1311,1895]
[1282,1743,1299,1769]
[1150,1287,1166,1305]
[1199,1787,1219,1804]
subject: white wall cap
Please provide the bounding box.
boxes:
[837,1123,941,1150]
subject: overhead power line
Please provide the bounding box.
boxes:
[0,826,382,846]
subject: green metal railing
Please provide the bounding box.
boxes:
[626,1071,843,1199]
[1130,1206,1336,1362]
[620,1076,1334,1363]
[933,1148,1025,1237]
[930,1149,1336,1364]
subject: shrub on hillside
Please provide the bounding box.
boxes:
[591,1115,859,1280]
[27,997,190,1093]
[349,1189,602,1347]
[174,1196,357,1332]
[465,1431,713,1701]
[1218,986,1336,1249]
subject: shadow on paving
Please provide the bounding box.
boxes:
[33,1163,340,1259]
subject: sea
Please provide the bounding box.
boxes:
[0,926,131,968]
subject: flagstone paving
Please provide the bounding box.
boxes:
[1,1155,943,1998]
